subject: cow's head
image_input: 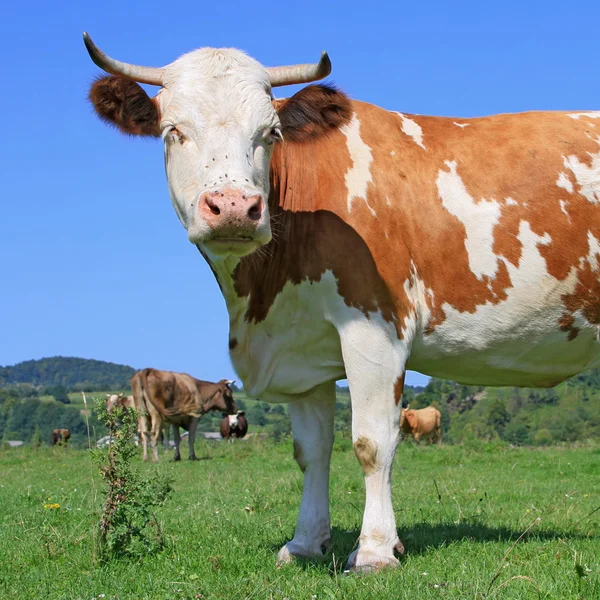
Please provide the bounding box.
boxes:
[207,379,238,415]
[84,33,337,259]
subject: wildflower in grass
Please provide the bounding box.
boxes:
[43,503,60,510]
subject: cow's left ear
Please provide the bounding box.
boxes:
[275,84,352,143]
[88,75,161,137]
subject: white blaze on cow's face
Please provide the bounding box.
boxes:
[157,49,279,257]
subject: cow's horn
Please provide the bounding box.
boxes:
[267,52,331,87]
[226,379,235,386]
[83,32,165,86]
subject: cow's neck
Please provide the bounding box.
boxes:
[198,249,248,318]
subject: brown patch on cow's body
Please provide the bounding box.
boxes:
[559,313,580,341]
[394,374,405,406]
[561,261,600,333]
[293,439,306,472]
[89,75,160,137]
[353,437,378,475]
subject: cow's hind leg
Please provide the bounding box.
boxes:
[340,320,407,572]
[172,426,181,461]
[277,381,335,564]
[187,418,199,460]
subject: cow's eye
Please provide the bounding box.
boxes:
[265,127,283,145]
[163,126,186,144]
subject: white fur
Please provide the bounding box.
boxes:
[334,309,407,570]
[397,113,426,149]
[557,172,574,194]
[568,112,600,119]
[158,48,277,253]
[340,114,376,216]
[562,139,600,205]
[436,160,502,280]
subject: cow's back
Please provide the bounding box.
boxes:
[136,368,200,419]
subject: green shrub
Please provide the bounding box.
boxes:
[91,398,173,562]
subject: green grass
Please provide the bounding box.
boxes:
[0,439,598,599]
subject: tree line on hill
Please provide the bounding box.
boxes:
[0,356,136,391]
[1,356,599,447]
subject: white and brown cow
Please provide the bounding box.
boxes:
[220,411,248,439]
[84,34,600,571]
[131,368,237,461]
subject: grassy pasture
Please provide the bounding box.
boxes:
[0,439,598,599]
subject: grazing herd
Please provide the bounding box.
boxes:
[79,31,600,571]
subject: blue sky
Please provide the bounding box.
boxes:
[1,0,599,388]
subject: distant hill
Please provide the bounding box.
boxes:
[0,356,136,391]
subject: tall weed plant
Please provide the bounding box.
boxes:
[91,398,173,562]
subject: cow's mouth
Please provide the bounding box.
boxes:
[204,235,260,257]
[211,236,254,244]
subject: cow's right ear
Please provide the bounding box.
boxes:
[88,75,160,137]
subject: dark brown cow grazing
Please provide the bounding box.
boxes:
[50,428,71,446]
[220,411,248,440]
[84,36,600,571]
[131,368,237,461]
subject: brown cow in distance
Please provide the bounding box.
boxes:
[220,411,248,440]
[401,407,441,444]
[131,368,237,461]
[50,428,71,446]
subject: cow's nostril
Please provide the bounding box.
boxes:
[247,199,262,221]
[205,197,220,216]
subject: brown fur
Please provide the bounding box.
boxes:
[88,75,160,137]
[394,374,405,406]
[353,436,378,475]
[401,407,441,443]
[50,428,70,446]
[292,438,307,472]
[275,84,352,143]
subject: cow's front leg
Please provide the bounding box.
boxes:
[340,320,407,572]
[187,417,199,460]
[277,381,335,563]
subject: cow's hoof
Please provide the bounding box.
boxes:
[276,540,326,566]
[345,541,403,573]
[173,455,181,462]
[188,456,197,461]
